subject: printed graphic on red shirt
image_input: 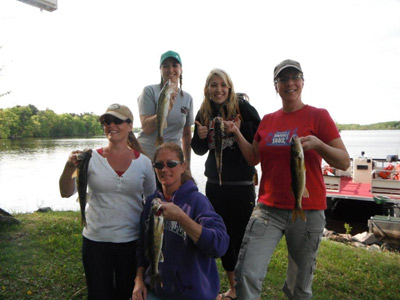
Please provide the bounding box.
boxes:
[266,129,298,146]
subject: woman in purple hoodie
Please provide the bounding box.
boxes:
[132,142,229,300]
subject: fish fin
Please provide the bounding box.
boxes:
[159,251,164,263]
[71,169,78,179]
[292,209,298,222]
[292,208,307,222]
[163,120,168,129]
[290,186,294,197]
[155,136,164,147]
[303,187,309,198]
[299,209,306,221]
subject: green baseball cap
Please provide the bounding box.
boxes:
[160,50,182,66]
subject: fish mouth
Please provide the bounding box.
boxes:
[166,74,178,82]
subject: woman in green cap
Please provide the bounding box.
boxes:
[137,50,194,168]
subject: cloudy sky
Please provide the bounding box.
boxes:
[1,0,399,125]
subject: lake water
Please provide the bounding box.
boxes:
[1,130,399,214]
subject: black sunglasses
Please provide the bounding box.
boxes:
[153,160,182,170]
[100,117,129,126]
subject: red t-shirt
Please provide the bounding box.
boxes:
[254,105,340,210]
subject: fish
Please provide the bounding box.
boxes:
[155,80,176,147]
[290,136,309,222]
[147,198,164,289]
[214,116,224,186]
[72,149,92,227]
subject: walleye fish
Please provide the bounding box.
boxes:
[290,136,309,222]
[156,80,176,147]
[148,198,164,289]
[214,116,224,186]
[72,149,92,227]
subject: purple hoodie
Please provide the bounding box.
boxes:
[136,180,229,300]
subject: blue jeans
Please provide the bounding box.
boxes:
[235,204,325,300]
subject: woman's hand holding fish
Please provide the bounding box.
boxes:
[168,90,178,113]
[66,150,82,168]
[300,135,350,171]
[298,135,321,151]
[158,201,182,222]
[195,121,208,140]
[59,150,83,198]
[233,114,241,129]
[224,120,240,135]
[160,201,203,243]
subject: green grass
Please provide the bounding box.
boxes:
[1,211,400,300]
[0,211,86,300]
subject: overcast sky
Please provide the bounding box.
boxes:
[1,0,399,125]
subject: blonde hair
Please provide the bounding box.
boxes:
[199,68,238,126]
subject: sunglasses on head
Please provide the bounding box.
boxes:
[153,160,182,170]
[100,117,128,126]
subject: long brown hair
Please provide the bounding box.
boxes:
[127,128,144,154]
[199,68,238,126]
[153,142,195,191]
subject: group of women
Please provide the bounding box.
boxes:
[59,51,350,300]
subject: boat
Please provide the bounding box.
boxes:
[323,153,400,242]
[368,215,400,244]
[323,153,400,206]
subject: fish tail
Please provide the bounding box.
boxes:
[155,136,164,147]
[292,208,306,222]
[150,273,163,289]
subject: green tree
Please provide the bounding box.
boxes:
[9,106,36,137]
[35,109,59,137]
[58,114,75,136]
[82,113,103,136]
[0,109,11,138]
[72,115,85,136]
[0,108,19,138]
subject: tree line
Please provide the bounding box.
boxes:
[0,104,399,139]
[0,105,104,139]
[337,121,400,131]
